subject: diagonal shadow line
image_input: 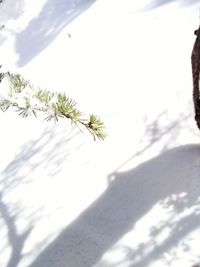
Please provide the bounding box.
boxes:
[15,0,97,67]
[27,144,200,267]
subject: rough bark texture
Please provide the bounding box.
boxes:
[191,26,200,129]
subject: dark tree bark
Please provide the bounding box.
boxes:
[191,26,200,129]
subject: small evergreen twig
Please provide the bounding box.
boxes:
[0,70,107,140]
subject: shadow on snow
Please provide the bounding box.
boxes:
[15,0,97,67]
[143,0,200,10]
[0,123,82,267]
[28,144,200,267]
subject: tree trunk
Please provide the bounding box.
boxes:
[191,26,200,129]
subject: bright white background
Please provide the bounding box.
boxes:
[0,0,200,266]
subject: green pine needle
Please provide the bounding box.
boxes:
[0,69,107,141]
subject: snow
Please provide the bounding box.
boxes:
[0,73,11,102]
[0,0,200,267]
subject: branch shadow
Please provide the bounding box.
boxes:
[27,144,200,267]
[15,0,97,67]
[0,192,33,267]
[114,106,193,173]
[0,123,83,267]
[0,123,83,193]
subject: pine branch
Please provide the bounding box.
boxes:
[0,69,107,140]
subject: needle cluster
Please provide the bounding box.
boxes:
[0,70,107,140]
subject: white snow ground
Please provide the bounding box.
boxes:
[1,0,200,266]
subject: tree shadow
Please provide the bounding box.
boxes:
[143,0,200,10]
[15,0,97,67]
[0,192,33,267]
[27,144,200,267]
[0,123,82,267]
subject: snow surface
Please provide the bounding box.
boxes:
[1,0,200,267]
